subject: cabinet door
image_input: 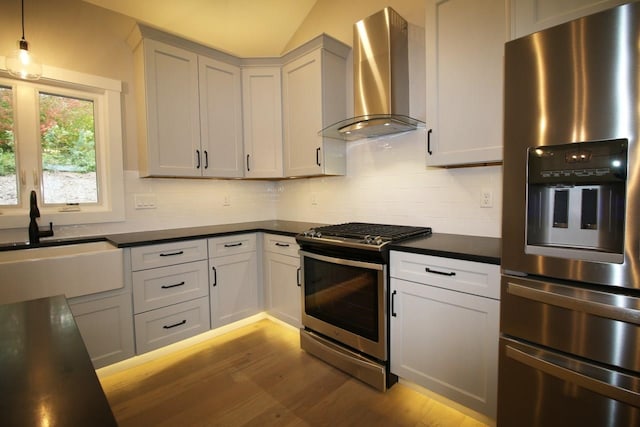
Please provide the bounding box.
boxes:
[199,56,244,178]
[242,67,283,178]
[264,251,301,327]
[425,0,505,167]
[69,292,134,369]
[510,0,628,39]
[210,251,259,328]
[390,277,499,418]
[282,50,324,176]
[143,39,201,177]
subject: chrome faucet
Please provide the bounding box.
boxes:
[28,190,53,244]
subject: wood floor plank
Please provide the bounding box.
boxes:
[100,319,488,427]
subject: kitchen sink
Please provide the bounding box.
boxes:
[0,241,124,304]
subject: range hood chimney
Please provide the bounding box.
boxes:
[320,7,425,141]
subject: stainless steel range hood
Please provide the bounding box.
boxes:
[320,7,425,141]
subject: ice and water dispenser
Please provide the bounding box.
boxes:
[526,139,627,263]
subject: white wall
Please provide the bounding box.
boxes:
[277,131,502,237]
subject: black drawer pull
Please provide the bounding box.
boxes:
[159,250,184,257]
[211,266,217,287]
[163,319,186,329]
[275,242,290,247]
[224,242,242,248]
[161,281,185,289]
[425,267,456,277]
[297,267,301,287]
[427,129,433,155]
[391,290,397,317]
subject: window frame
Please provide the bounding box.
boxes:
[0,61,124,229]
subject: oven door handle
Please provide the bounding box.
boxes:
[506,280,640,326]
[299,250,384,271]
[505,339,640,407]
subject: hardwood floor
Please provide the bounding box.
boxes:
[99,319,488,427]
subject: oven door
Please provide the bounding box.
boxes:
[300,250,387,361]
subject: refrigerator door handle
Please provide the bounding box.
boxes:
[506,281,640,326]
[505,341,640,408]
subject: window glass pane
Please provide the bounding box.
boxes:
[39,92,98,204]
[0,86,18,206]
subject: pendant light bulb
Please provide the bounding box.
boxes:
[5,0,42,80]
[6,39,42,80]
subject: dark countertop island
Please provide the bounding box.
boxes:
[390,232,501,265]
[0,296,117,427]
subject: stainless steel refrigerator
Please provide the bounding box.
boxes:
[500,2,640,426]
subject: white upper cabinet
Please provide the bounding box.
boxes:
[131,26,243,178]
[242,66,284,178]
[199,57,244,178]
[510,0,629,39]
[425,0,506,167]
[282,35,349,177]
[137,38,202,177]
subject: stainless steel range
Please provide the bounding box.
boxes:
[296,222,431,391]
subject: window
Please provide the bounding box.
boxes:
[0,85,17,206]
[0,64,124,228]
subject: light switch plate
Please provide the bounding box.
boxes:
[134,193,157,209]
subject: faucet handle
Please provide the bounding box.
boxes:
[29,190,40,219]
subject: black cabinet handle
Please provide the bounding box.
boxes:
[161,281,185,289]
[275,242,290,247]
[224,242,243,248]
[204,150,209,169]
[211,266,217,287]
[391,290,397,317]
[427,129,433,155]
[163,319,186,329]
[246,154,250,172]
[196,149,201,169]
[316,147,321,166]
[297,267,301,287]
[159,250,184,257]
[425,267,456,277]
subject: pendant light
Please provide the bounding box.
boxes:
[5,0,42,80]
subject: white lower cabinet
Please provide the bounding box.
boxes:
[134,297,210,354]
[389,251,500,419]
[68,291,135,369]
[263,234,301,327]
[130,240,211,354]
[208,234,259,328]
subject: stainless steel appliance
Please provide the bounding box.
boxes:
[319,7,425,141]
[500,3,640,426]
[296,222,431,391]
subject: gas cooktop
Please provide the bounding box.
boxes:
[296,222,432,250]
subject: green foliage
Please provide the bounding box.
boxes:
[0,87,15,176]
[40,93,96,173]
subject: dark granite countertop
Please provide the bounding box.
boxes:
[105,220,324,248]
[0,295,117,426]
[389,233,501,265]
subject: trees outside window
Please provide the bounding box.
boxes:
[0,68,124,228]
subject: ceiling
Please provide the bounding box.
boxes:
[83,0,319,57]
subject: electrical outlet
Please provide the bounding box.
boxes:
[311,192,318,205]
[223,194,231,206]
[480,190,493,208]
[134,193,156,209]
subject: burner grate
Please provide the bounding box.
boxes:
[314,222,431,241]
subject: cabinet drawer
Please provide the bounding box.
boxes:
[132,260,209,314]
[390,251,500,300]
[131,240,207,271]
[208,233,256,257]
[263,234,299,257]
[134,297,210,354]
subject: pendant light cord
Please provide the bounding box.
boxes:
[21,0,26,41]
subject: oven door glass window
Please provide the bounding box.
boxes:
[304,257,380,342]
